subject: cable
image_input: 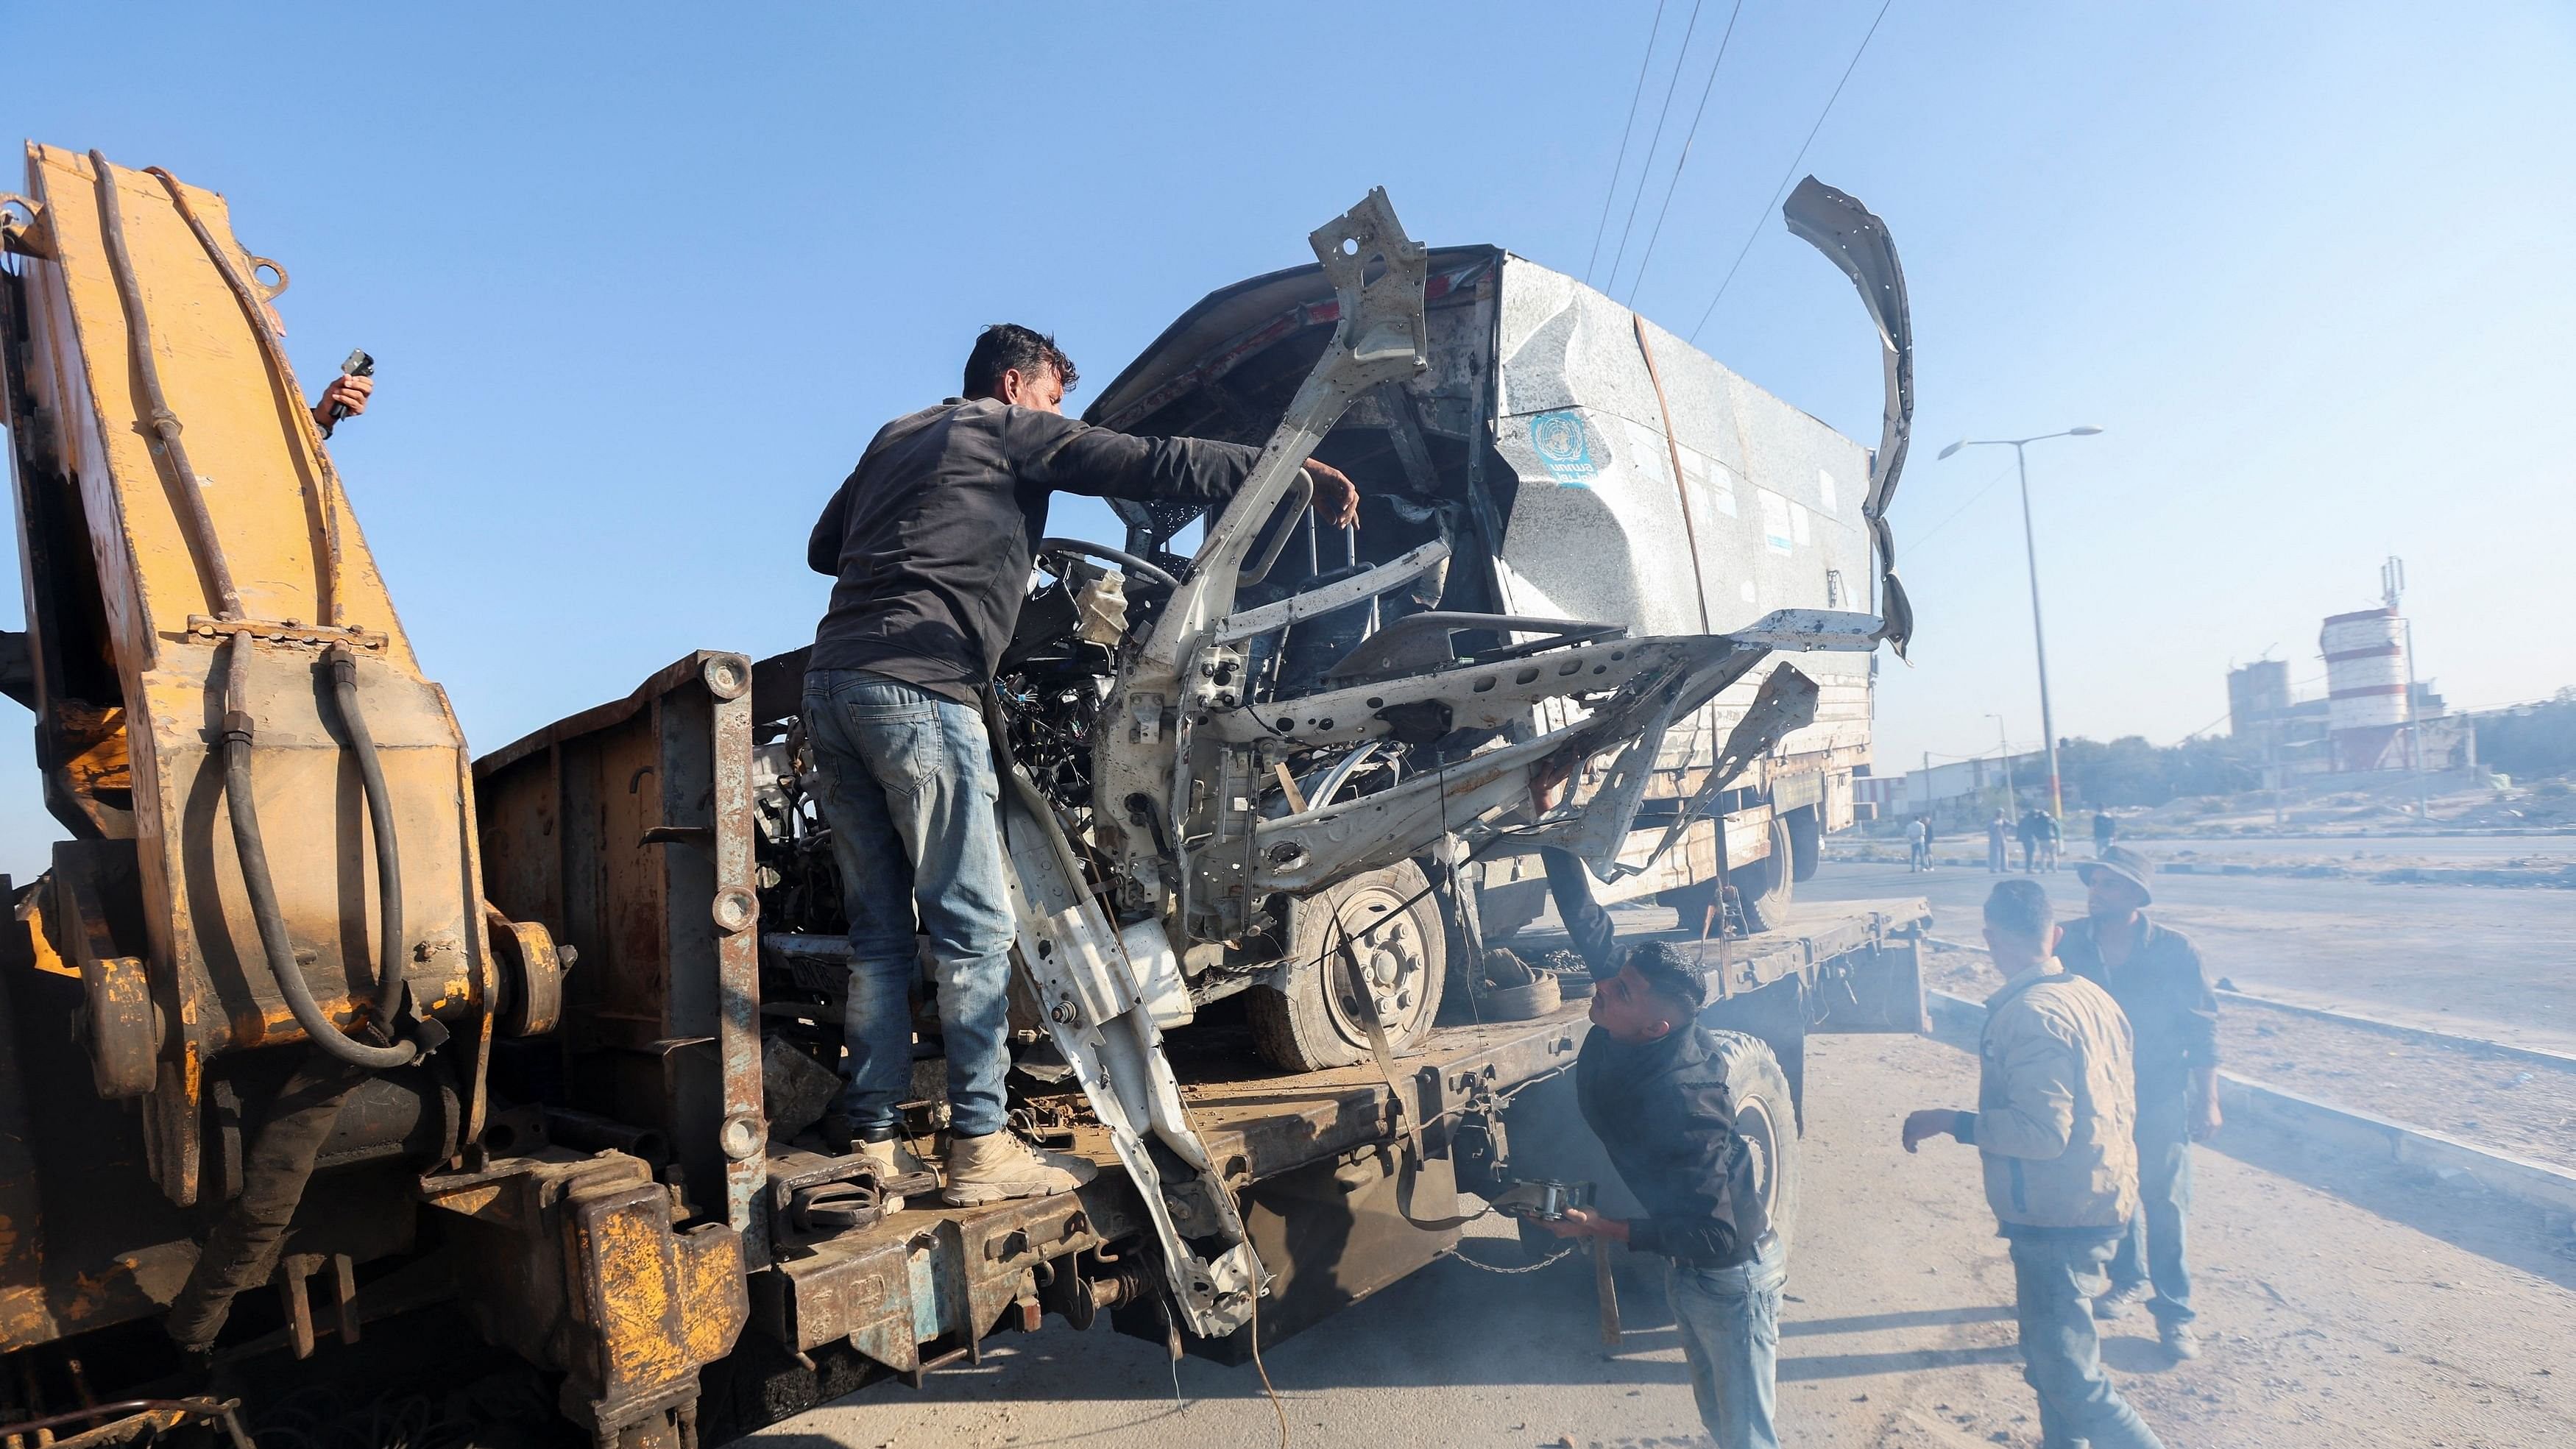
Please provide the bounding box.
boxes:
[1624,0,1747,306]
[1903,459,2017,553]
[1688,0,1898,343]
[1247,1289,1289,1448]
[1602,0,1708,294]
[1585,0,1669,286]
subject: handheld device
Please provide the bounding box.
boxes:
[321,347,374,436]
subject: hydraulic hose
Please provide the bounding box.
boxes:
[88,149,241,619]
[219,638,416,1069]
[328,643,407,1025]
[145,164,347,627]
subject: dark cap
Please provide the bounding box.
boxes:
[2074,845,2155,905]
[1624,940,1711,1018]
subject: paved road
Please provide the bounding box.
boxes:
[751,1031,2576,1449]
[1802,859,2576,1055]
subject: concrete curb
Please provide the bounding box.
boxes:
[1919,936,2576,1072]
[2209,988,2576,1073]
[1924,989,2576,1219]
[1825,849,2576,889]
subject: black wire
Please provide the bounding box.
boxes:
[1602,0,1708,294]
[1688,0,1899,343]
[1585,0,1671,286]
[1624,0,1747,306]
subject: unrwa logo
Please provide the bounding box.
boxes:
[1529,409,1599,486]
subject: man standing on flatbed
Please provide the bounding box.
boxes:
[1904,879,2166,1449]
[2061,846,2221,1360]
[802,323,1357,1205]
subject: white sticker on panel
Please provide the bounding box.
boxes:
[1759,489,1795,554]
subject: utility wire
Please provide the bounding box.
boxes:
[1585,0,1670,286]
[1624,0,1747,306]
[1903,460,2016,553]
[1688,0,1897,342]
[1602,0,1708,294]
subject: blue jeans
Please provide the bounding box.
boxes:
[802,670,1017,1138]
[2007,1231,2166,1449]
[2111,1113,2196,1324]
[1665,1233,1786,1449]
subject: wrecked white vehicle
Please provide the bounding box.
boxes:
[479,182,1912,1342]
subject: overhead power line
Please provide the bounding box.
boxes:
[1585,0,1669,286]
[1602,0,1708,294]
[1688,0,1897,343]
[1624,0,1747,306]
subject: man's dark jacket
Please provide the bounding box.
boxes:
[2057,913,2219,1127]
[1575,1024,1769,1266]
[807,397,1258,703]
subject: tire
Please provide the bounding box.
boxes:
[1730,816,1794,931]
[1248,860,1448,1072]
[1500,1030,1800,1263]
[1784,804,1822,883]
[1708,1028,1802,1257]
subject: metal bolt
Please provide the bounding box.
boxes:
[719,1113,763,1161]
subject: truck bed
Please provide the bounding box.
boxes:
[743,896,1929,1388]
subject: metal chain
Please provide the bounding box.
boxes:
[1437,1240,1578,1275]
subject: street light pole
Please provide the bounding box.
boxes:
[2012,442,2064,820]
[1988,712,2017,807]
[1938,427,2102,822]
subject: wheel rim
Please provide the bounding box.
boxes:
[1735,1093,1781,1222]
[1323,883,1434,1047]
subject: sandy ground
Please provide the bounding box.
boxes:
[748,1030,2576,1449]
[1918,946,2576,1173]
[1802,859,2576,1057]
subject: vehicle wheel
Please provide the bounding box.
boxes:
[1784,804,1822,882]
[1730,817,1794,930]
[1248,860,1448,1072]
[1708,1028,1802,1257]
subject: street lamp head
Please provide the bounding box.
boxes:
[2067,425,2103,436]
[1937,439,1967,461]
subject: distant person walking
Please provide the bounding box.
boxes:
[2038,810,2064,873]
[1986,809,2012,873]
[2017,808,2044,873]
[2093,809,2117,857]
[2061,846,2221,1362]
[1907,815,1931,872]
[1904,880,2165,1449]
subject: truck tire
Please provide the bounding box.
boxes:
[1708,1028,1802,1257]
[1504,1028,1801,1264]
[1248,861,1448,1072]
[1784,804,1822,883]
[1730,817,1794,931]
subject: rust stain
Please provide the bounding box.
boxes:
[590,1207,684,1385]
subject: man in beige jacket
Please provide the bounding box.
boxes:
[1904,879,2165,1449]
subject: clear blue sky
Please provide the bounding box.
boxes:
[2,2,2569,874]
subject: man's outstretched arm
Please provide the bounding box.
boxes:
[311,374,372,433]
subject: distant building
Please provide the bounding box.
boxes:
[2226,602,2473,779]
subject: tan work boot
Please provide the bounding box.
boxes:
[942,1131,1098,1206]
[857,1136,933,1214]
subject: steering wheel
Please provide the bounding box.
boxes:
[1036,537,1181,592]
